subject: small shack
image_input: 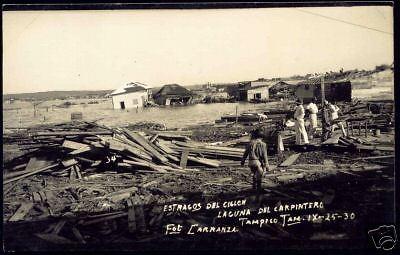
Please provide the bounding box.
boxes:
[110,82,151,110]
[153,84,193,106]
[237,80,274,102]
[295,79,352,103]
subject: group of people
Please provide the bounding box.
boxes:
[293,98,344,145]
[241,97,344,193]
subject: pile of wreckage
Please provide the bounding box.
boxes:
[2,99,394,247]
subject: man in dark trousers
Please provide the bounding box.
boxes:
[241,129,270,192]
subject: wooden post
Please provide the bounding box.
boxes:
[320,75,327,142]
[276,133,284,159]
[180,150,189,169]
[235,105,238,124]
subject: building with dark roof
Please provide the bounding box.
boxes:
[153,84,193,105]
[236,80,275,102]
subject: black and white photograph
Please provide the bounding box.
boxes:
[2,2,397,253]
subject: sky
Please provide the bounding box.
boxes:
[3,6,393,94]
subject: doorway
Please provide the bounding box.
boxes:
[120,101,125,109]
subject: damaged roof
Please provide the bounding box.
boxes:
[153,84,193,98]
[110,82,150,96]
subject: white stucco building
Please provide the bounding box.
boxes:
[110,82,151,109]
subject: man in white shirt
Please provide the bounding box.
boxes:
[328,101,340,121]
[305,98,319,139]
[294,98,309,145]
[328,101,347,136]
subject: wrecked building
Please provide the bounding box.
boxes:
[237,80,274,102]
[110,82,152,110]
[153,84,193,106]
[295,79,352,103]
[268,81,297,100]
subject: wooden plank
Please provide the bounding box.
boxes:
[149,134,159,143]
[62,158,78,168]
[62,140,88,150]
[165,154,180,163]
[153,140,176,154]
[25,157,54,172]
[171,146,243,158]
[188,156,221,168]
[75,157,95,165]
[123,130,168,163]
[375,146,395,152]
[123,159,168,173]
[4,163,59,184]
[9,201,34,222]
[279,153,301,167]
[203,145,245,153]
[124,147,153,161]
[355,155,395,160]
[69,146,92,155]
[149,130,192,136]
[180,150,189,168]
[103,135,153,160]
[74,165,82,179]
[34,131,113,136]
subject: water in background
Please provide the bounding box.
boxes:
[3,99,286,129]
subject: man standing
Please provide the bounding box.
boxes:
[294,98,309,145]
[241,129,270,192]
[328,101,340,121]
[328,101,347,136]
[305,98,319,139]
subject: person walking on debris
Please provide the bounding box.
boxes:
[241,129,270,192]
[294,98,309,145]
[305,98,319,139]
[327,101,347,137]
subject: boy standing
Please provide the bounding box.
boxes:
[241,129,270,192]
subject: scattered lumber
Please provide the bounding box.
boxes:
[2,115,394,246]
[123,130,169,163]
[4,163,60,184]
[34,131,113,136]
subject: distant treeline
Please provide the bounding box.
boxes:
[3,90,112,101]
[4,63,392,101]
